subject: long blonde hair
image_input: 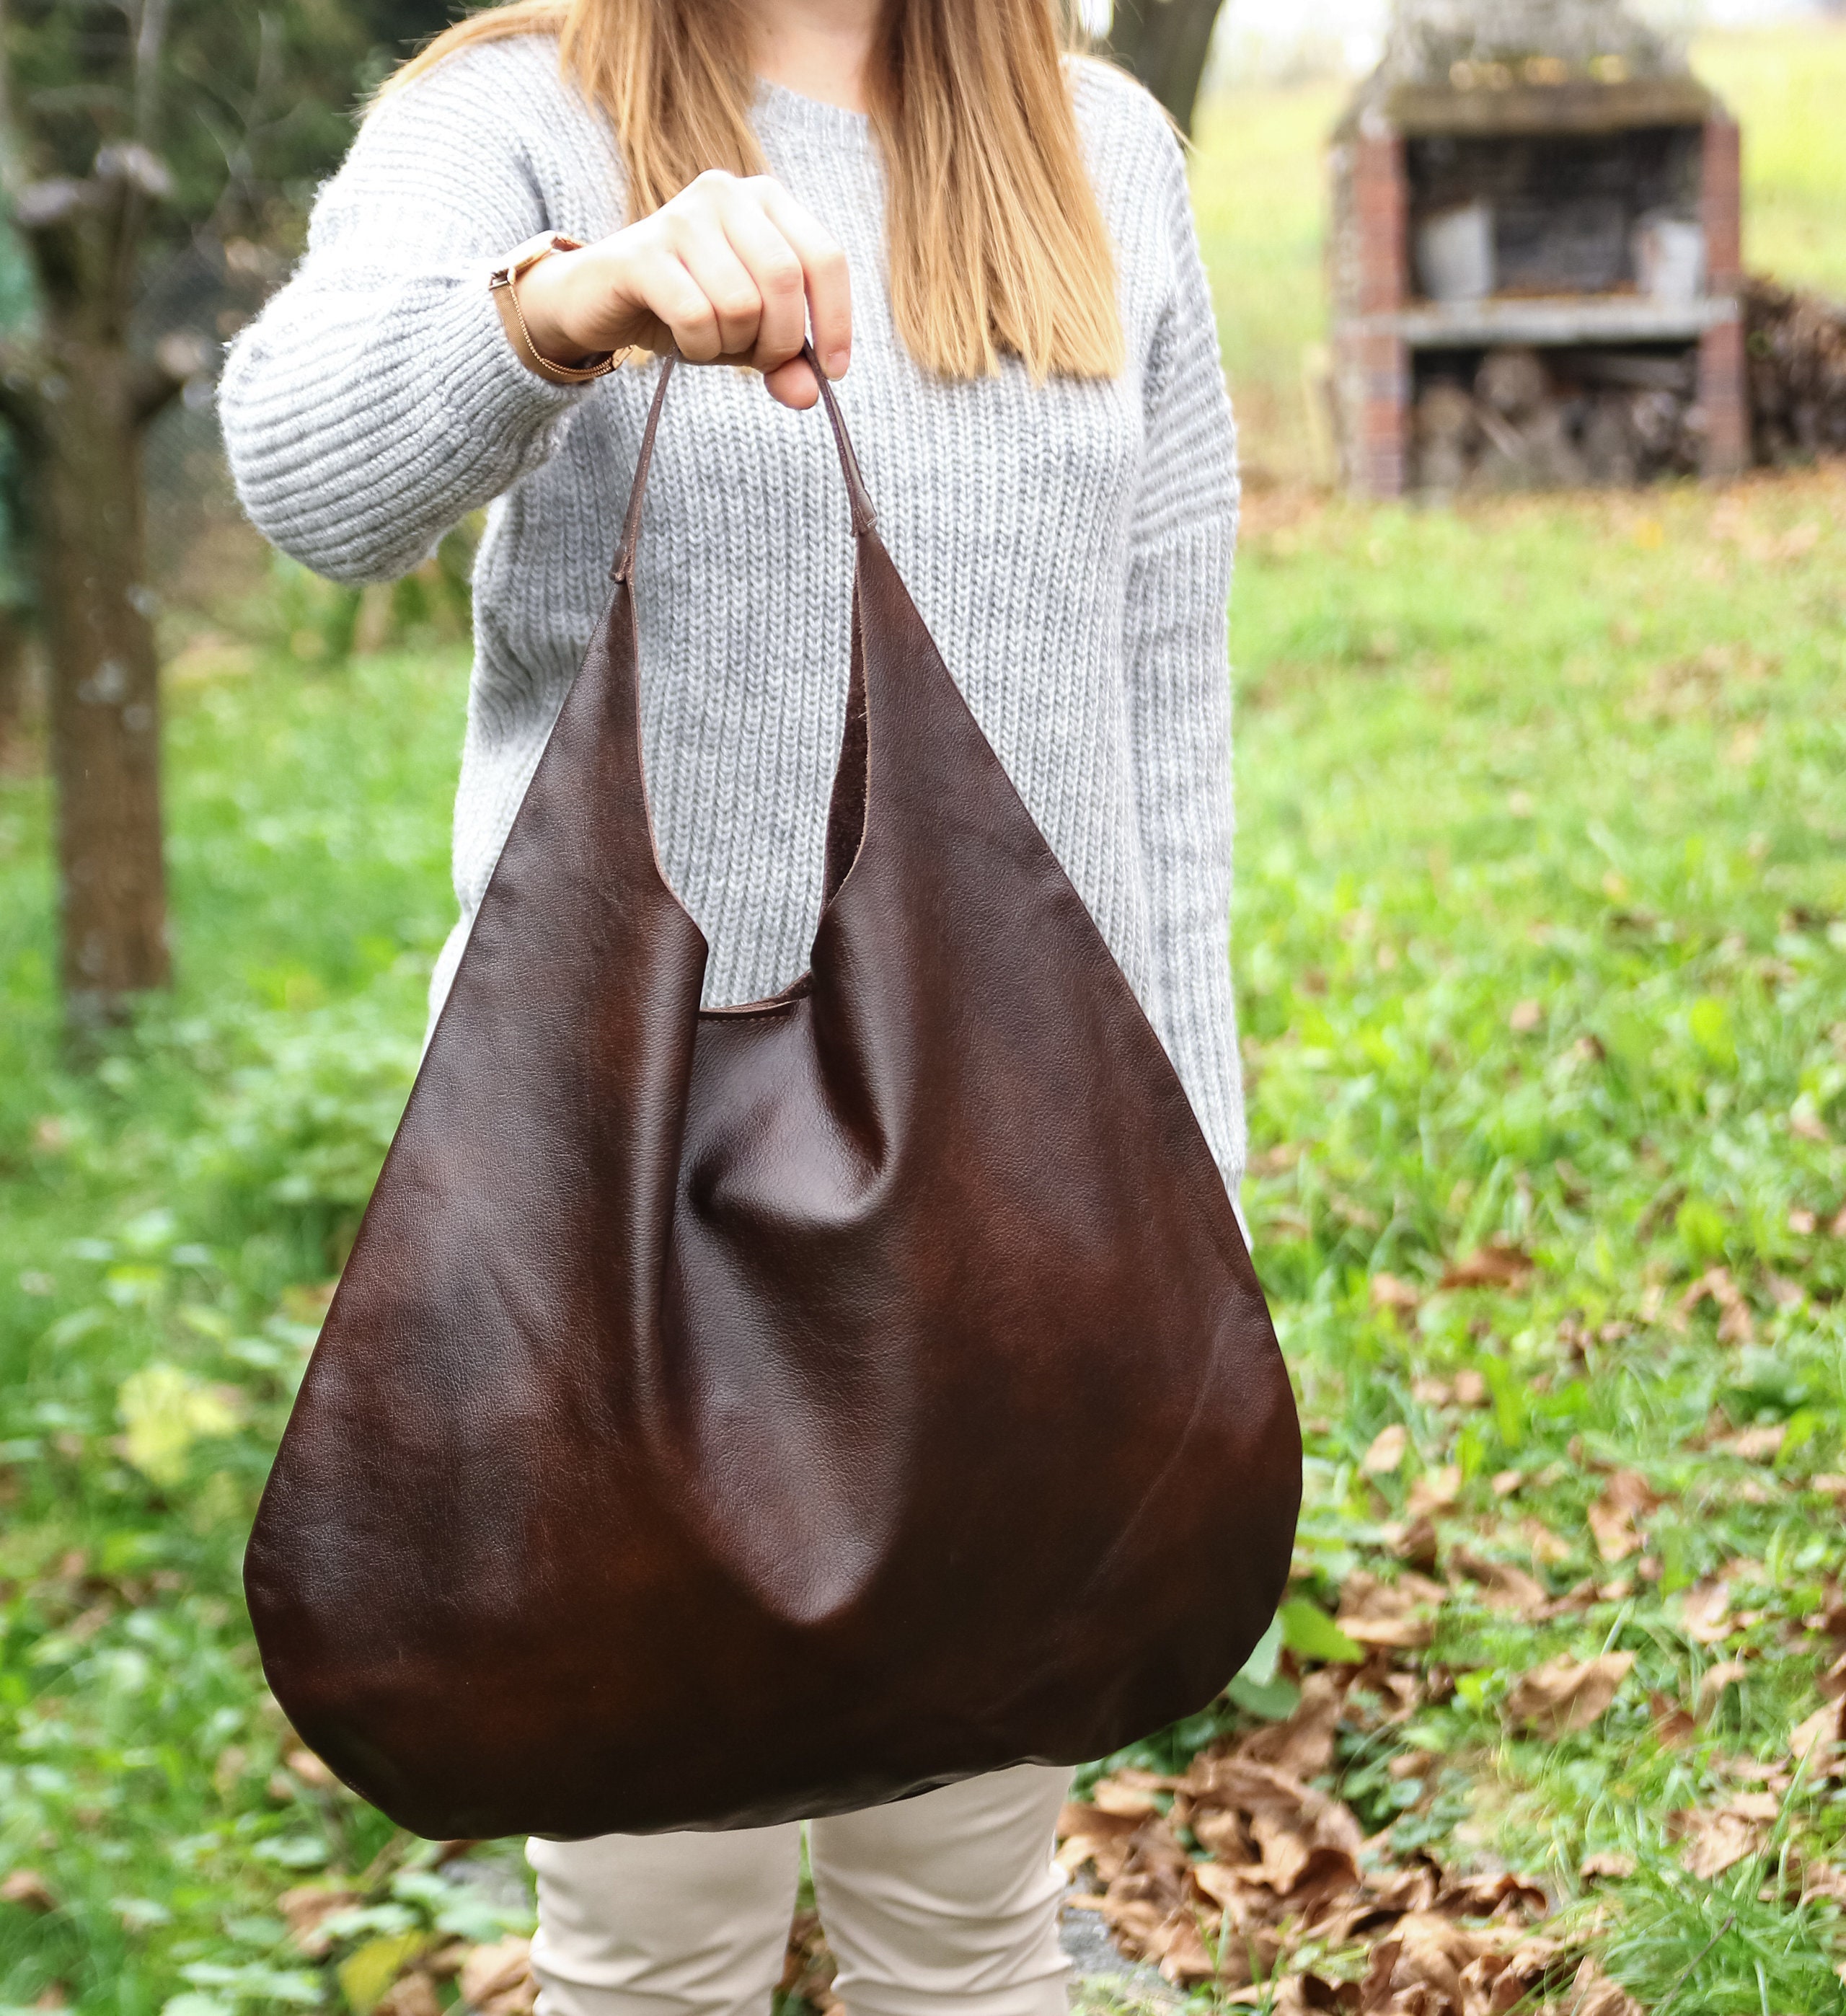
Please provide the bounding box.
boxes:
[386,0,1123,381]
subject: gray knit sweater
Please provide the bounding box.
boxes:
[218,35,1246,1195]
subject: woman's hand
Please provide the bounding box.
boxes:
[515,172,852,408]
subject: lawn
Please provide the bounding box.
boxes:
[1,24,1844,2016]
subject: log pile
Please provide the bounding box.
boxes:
[1412,345,1700,492]
[1744,275,1846,465]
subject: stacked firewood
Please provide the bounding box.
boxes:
[1744,275,1846,464]
[1412,345,1700,493]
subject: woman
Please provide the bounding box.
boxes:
[221,0,1241,2010]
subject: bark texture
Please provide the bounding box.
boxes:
[34,340,169,1015]
[0,610,26,762]
[1106,0,1228,136]
[2,153,184,1026]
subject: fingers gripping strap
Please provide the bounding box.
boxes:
[611,343,878,583]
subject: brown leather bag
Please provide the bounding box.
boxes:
[246,355,1300,1841]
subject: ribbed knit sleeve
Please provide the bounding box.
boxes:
[218,40,601,585]
[1121,126,1245,1201]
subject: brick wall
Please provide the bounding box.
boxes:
[1331,128,1410,498]
[1698,114,1749,477]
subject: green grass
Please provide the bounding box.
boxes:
[1222,469,1846,2011]
[4,471,1844,2012]
[1192,19,1846,481]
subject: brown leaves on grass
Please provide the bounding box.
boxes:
[0,1869,56,1912]
[1790,1697,1846,1774]
[1504,1653,1635,1737]
[1678,1265,1756,1345]
[459,1940,538,2016]
[1061,1674,1560,2013]
[1336,1572,1443,1650]
[1585,1471,1659,1565]
[1370,1276,1422,1317]
[1450,1549,1550,1621]
[375,1979,443,2016]
[782,1912,843,2015]
[1439,1243,1535,1294]
[1669,1800,1771,1878]
[1363,1424,1409,1475]
[279,1884,363,1957]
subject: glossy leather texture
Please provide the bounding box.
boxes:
[245,352,1302,1841]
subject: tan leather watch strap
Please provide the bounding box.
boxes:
[490,232,626,386]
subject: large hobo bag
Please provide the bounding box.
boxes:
[245,355,1301,1841]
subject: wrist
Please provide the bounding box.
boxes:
[489,234,624,386]
[513,249,597,368]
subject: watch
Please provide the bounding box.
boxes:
[490,232,626,386]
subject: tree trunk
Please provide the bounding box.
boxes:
[1106,0,1229,136]
[32,335,169,1024]
[0,609,26,764]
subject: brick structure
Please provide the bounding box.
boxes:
[1697,115,1749,476]
[1328,1,1749,495]
[1330,127,1412,495]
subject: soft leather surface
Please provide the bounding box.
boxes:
[245,357,1301,1840]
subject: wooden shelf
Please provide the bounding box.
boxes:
[1376,293,1739,348]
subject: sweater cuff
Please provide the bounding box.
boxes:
[430,260,591,446]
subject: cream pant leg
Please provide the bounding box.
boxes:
[527,1764,1072,2016]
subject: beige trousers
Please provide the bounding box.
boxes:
[527,1764,1074,2016]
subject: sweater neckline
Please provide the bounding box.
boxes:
[751,76,875,149]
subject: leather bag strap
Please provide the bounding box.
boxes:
[612,341,877,583]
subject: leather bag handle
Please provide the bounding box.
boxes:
[612,340,878,583]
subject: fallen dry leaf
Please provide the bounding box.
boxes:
[1406,1465,1462,1518]
[1579,1851,1637,1881]
[1676,1575,1735,1645]
[1522,1517,1573,1566]
[1056,1800,1144,1883]
[1670,1805,1763,1879]
[0,1870,56,1913]
[1090,1770,1172,1818]
[1697,1660,1749,1717]
[1801,1864,1846,1907]
[1452,1548,1550,1621]
[1723,1423,1786,1464]
[1452,1369,1488,1409]
[1362,1423,1409,1476]
[459,1939,537,2016]
[1335,1570,1440,1649]
[1586,1470,1660,1565]
[1235,1672,1344,1781]
[1369,1275,1421,1315]
[1389,1512,1441,1571]
[1439,1242,1535,1293]
[1567,1955,1644,2016]
[1650,1690,1697,1747]
[782,1909,843,2014]
[1509,999,1545,1034]
[1792,1699,1846,1775]
[284,1746,339,1791]
[278,1884,363,1958]
[1679,1265,1755,1345]
[375,1978,441,2016]
[1505,1653,1635,1737]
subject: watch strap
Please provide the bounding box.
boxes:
[490,232,624,386]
